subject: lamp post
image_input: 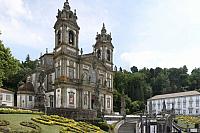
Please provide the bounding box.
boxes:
[144,105,150,133]
[187,124,190,133]
[140,113,143,133]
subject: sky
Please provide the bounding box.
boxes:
[1,0,200,73]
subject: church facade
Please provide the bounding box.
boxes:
[19,0,114,115]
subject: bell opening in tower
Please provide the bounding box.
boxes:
[69,30,74,45]
[107,49,111,61]
[97,49,101,59]
[58,30,61,44]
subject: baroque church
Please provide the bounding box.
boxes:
[17,0,114,116]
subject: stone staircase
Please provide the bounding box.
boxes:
[118,122,136,133]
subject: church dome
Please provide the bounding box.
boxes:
[18,82,35,93]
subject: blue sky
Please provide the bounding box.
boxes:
[1,0,200,73]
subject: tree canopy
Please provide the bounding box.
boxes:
[0,39,20,87]
[113,65,200,114]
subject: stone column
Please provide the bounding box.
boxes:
[54,88,56,108]
[88,91,91,109]
[61,87,64,108]
[80,89,83,109]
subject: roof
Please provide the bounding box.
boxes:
[18,82,35,93]
[0,88,14,94]
[148,91,200,100]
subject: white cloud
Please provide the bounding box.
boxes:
[0,0,32,19]
[0,0,50,50]
[120,48,200,73]
[118,0,200,72]
[70,0,118,53]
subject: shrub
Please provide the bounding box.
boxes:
[97,121,109,132]
[20,122,41,133]
[0,126,11,133]
[0,120,10,126]
[32,115,104,133]
[31,118,53,125]
[0,108,43,115]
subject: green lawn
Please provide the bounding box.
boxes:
[0,114,60,133]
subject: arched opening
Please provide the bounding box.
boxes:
[69,30,74,45]
[97,49,101,59]
[57,30,61,44]
[107,49,111,61]
[83,72,88,81]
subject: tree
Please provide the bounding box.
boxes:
[25,54,30,62]
[22,54,38,70]
[130,66,138,73]
[190,68,200,90]
[3,55,38,90]
[0,39,20,87]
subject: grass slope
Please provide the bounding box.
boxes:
[0,114,60,133]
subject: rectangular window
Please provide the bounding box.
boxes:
[29,96,32,101]
[167,103,170,109]
[153,103,156,109]
[101,96,104,108]
[57,67,60,78]
[178,101,181,108]
[183,97,186,103]
[106,74,111,88]
[196,101,199,107]
[68,92,75,104]
[189,101,193,107]
[183,110,186,115]
[178,110,180,115]
[100,77,103,85]
[189,109,193,114]
[196,109,199,114]
[49,74,52,83]
[0,94,2,100]
[69,68,74,79]
[107,98,111,109]
[6,95,11,101]
[158,102,160,110]
[50,95,54,108]
[183,101,186,108]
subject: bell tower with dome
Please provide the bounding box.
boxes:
[53,0,80,108]
[54,0,80,54]
[94,23,114,69]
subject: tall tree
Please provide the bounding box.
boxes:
[130,66,138,73]
[190,68,200,90]
[0,38,20,87]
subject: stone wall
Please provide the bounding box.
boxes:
[47,108,97,120]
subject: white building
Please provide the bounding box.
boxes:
[17,81,35,109]
[0,88,14,107]
[147,91,200,115]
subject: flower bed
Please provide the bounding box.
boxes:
[175,115,200,130]
[20,122,41,133]
[0,120,10,126]
[32,115,104,133]
[0,108,43,115]
[176,115,200,125]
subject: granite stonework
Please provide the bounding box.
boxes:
[17,0,114,119]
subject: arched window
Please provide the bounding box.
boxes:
[57,30,61,44]
[83,72,88,81]
[69,30,74,45]
[97,49,101,59]
[107,49,111,61]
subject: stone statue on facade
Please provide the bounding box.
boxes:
[95,78,101,117]
[34,70,46,110]
[120,89,126,117]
